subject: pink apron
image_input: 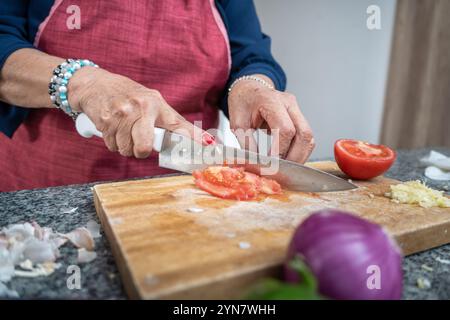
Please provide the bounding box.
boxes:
[0,0,230,191]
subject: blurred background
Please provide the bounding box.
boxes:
[220,0,450,159]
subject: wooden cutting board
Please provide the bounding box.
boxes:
[93,161,450,299]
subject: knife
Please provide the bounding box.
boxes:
[76,113,357,192]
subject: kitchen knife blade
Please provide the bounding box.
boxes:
[159,130,358,192]
[75,113,357,192]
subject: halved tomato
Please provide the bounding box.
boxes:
[192,166,282,200]
[334,139,396,180]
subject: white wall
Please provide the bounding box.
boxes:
[219,0,396,159]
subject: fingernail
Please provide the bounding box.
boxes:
[202,133,215,145]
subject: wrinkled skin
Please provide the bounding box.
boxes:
[69,67,209,159]
[228,75,315,164]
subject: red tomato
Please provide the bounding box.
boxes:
[193,166,282,200]
[199,166,244,187]
[260,177,282,195]
[193,179,240,200]
[334,139,396,180]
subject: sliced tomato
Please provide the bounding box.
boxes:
[197,166,242,188]
[193,167,255,200]
[334,139,396,180]
[192,170,203,180]
[194,175,256,200]
[193,166,282,200]
[242,171,262,187]
[260,177,282,195]
[193,178,239,199]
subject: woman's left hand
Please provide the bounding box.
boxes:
[228,75,315,164]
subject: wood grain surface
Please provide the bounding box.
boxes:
[93,161,450,299]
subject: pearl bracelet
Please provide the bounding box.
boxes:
[228,75,274,94]
[48,59,98,120]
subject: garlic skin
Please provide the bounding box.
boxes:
[420,151,450,181]
[424,166,450,181]
[62,227,95,251]
[77,248,97,263]
[420,151,450,170]
[86,220,101,238]
[0,219,100,293]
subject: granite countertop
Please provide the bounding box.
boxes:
[1,147,449,300]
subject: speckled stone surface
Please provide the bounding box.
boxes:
[0,148,449,299]
[384,147,450,300]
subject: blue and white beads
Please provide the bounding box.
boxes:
[48,58,98,120]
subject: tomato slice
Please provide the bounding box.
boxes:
[260,177,282,195]
[199,166,244,188]
[193,178,239,199]
[334,139,396,180]
[193,166,282,200]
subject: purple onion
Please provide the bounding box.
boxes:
[285,209,403,300]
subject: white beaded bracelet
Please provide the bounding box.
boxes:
[228,75,274,94]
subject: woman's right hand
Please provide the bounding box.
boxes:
[68,67,211,158]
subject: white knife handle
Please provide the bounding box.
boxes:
[75,113,165,152]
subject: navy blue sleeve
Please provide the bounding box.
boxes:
[216,0,287,117]
[0,0,34,67]
[0,0,34,137]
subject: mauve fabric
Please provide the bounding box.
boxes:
[0,0,230,191]
[0,0,286,137]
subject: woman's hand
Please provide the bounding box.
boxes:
[69,67,210,158]
[228,75,315,164]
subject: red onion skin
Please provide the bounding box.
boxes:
[284,209,403,300]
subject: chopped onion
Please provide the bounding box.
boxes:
[284,209,403,300]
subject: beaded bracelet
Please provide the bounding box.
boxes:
[48,59,98,120]
[228,75,274,94]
